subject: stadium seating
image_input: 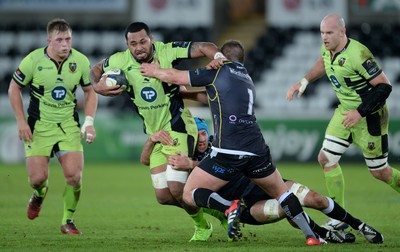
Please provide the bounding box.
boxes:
[0,23,399,118]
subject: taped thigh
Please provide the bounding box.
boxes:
[166,165,189,183]
[364,154,388,170]
[151,171,168,189]
[321,135,350,166]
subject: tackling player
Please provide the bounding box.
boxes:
[142,117,383,244]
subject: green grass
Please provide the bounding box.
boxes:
[1,161,399,251]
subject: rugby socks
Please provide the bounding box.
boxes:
[324,166,345,208]
[62,184,81,224]
[322,197,362,230]
[189,208,209,228]
[279,191,316,238]
[33,179,48,198]
[192,188,232,213]
[202,208,226,223]
[387,167,400,193]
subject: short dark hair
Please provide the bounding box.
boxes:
[47,18,71,37]
[124,22,151,40]
[221,40,245,63]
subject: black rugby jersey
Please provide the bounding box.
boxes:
[189,62,267,155]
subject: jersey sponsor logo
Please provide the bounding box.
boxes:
[329,75,341,88]
[52,86,67,101]
[37,66,54,71]
[69,63,77,73]
[212,164,225,174]
[171,41,190,48]
[362,58,379,75]
[141,86,157,102]
[229,115,237,123]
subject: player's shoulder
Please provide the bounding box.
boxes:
[104,50,131,68]
[24,47,46,61]
[348,38,371,54]
[70,48,90,62]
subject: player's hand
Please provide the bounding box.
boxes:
[93,75,124,97]
[342,110,362,128]
[17,120,32,142]
[206,58,226,70]
[80,116,96,144]
[287,82,302,101]
[150,130,174,145]
[140,58,160,78]
[168,151,193,170]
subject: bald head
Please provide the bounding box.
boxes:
[321,14,345,29]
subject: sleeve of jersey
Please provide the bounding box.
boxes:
[355,48,382,81]
[189,68,217,87]
[81,56,91,87]
[12,54,33,87]
[166,41,191,59]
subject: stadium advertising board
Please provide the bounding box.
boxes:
[133,0,213,27]
[267,0,348,28]
[1,116,399,164]
[0,0,127,12]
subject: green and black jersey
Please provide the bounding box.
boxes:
[13,47,91,123]
[321,38,382,111]
[103,41,192,135]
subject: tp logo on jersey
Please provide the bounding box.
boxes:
[52,86,67,101]
[141,87,157,102]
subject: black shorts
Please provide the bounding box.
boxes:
[198,148,276,180]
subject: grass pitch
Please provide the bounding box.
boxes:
[1,161,399,251]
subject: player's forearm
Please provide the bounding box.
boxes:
[140,139,155,166]
[181,89,208,104]
[154,68,189,85]
[90,61,104,84]
[304,57,325,83]
[190,42,219,59]
[83,89,98,118]
[8,82,26,123]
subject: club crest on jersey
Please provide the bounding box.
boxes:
[173,138,179,146]
[141,86,157,102]
[69,63,77,73]
[338,58,346,66]
[367,142,375,151]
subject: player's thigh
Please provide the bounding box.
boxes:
[353,106,389,157]
[26,156,50,183]
[59,151,84,182]
[185,164,228,194]
[24,120,60,157]
[162,130,197,157]
[325,106,351,140]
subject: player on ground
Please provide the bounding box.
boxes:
[287,13,399,230]
[142,118,383,244]
[90,22,225,241]
[8,18,97,234]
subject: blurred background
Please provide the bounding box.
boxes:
[0,0,399,164]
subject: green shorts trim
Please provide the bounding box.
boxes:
[326,104,389,157]
[24,117,83,157]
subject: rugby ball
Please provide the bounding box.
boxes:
[102,69,128,89]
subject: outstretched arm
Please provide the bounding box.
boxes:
[140,58,190,85]
[287,56,325,101]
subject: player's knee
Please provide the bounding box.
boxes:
[305,191,328,210]
[318,149,341,168]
